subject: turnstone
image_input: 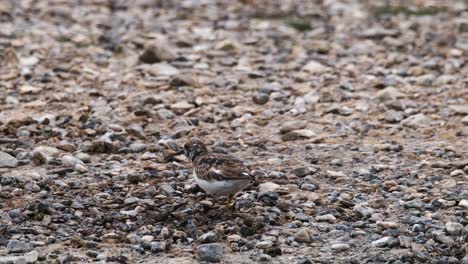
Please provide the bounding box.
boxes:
[184,138,254,208]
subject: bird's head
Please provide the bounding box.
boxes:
[184,138,208,162]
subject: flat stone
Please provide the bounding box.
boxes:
[259,182,280,192]
[459,199,468,208]
[0,151,18,168]
[280,120,307,134]
[7,240,32,253]
[371,236,395,247]
[330,243,350,251]
[302,60,330,74]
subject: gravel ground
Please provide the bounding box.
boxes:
[0,0,467,263]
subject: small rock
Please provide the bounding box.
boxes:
[127,234,142,245]
[445,222,463,235]
[227,235,241,243]
[61,155,84,167]
[280,120,307,134]
[159,183,175,196]
[148,63,179,76]
[398,236,412,248]
[129,143,147,153]
[199,232,218,244]
[197,243,224,263]
[330,243,350,251]
[253,93,269,105]
[354,203,374,218]
[0,250,38,264]
[142,235,154,243]
[448,105,468,115]
[294,228,311,243]
[139,37,177,63]
[302,60,330,74]
[371,236,395,247]
[151,241,167,253]
[259,182,280,192]
[316,214,336,223]
[291,167,310,177]
[459,199,468,208]
[256,240,273,249]
[300,183,317,192]
[384,110,404,123]
[401,114,432,128]
[257,191,279,205]
[7,240,32,253]
[433,231,455,246]
[375,87,405,101]
[171,101,195,114]
[282,129,318,141]
[0,151,18,168]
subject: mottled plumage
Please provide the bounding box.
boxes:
[184,138,253,203]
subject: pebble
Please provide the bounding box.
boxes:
[353,203,374,218]
[256,240,273,249]
[459,199,468,208]
[7,240,32,253]
[257,191,279,205]
[61,155,84,167]
[199,232,218,243]
[227,235,241,243]
[316,214,336,223]
[0,250,38,264]
[259,182,280,192]
[280,120,308,134]
[129,143,147,153]
[294,228,312,243]
[300,183,317,192]
[197,243,224,263]
[401,113,432,128]
[253,93,269,105]
[398,236,412,248]
[0,151,18,168]
[445,222,463,235]
[291,167,310,177]
[151,241,167,253]
[371,236,396,247]
[330,243,350,251]
[302,60,330,74]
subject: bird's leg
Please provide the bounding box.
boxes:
[225,194,233,209]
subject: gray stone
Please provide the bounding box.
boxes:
[7,240,32,253]
[150,241,167,253]
[371,236,395,247]
[129,143,147,153]
[280,120,307,134]
[198,232,218,244]
[401,114,432,128]
[330,243,350,251]
[398,236,412,248]
[445,222,463,235]
[61,155,84,167]
[0,250,38,264]
[197,243,224,263]
[353,203,374,218]
[0,151,18,168]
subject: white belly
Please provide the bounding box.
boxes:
[193,172,250,196]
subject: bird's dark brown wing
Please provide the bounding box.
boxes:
[194,153,253,182]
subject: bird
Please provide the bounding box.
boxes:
[184,138,254,208]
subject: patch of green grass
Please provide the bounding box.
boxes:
[371,5,447,17]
